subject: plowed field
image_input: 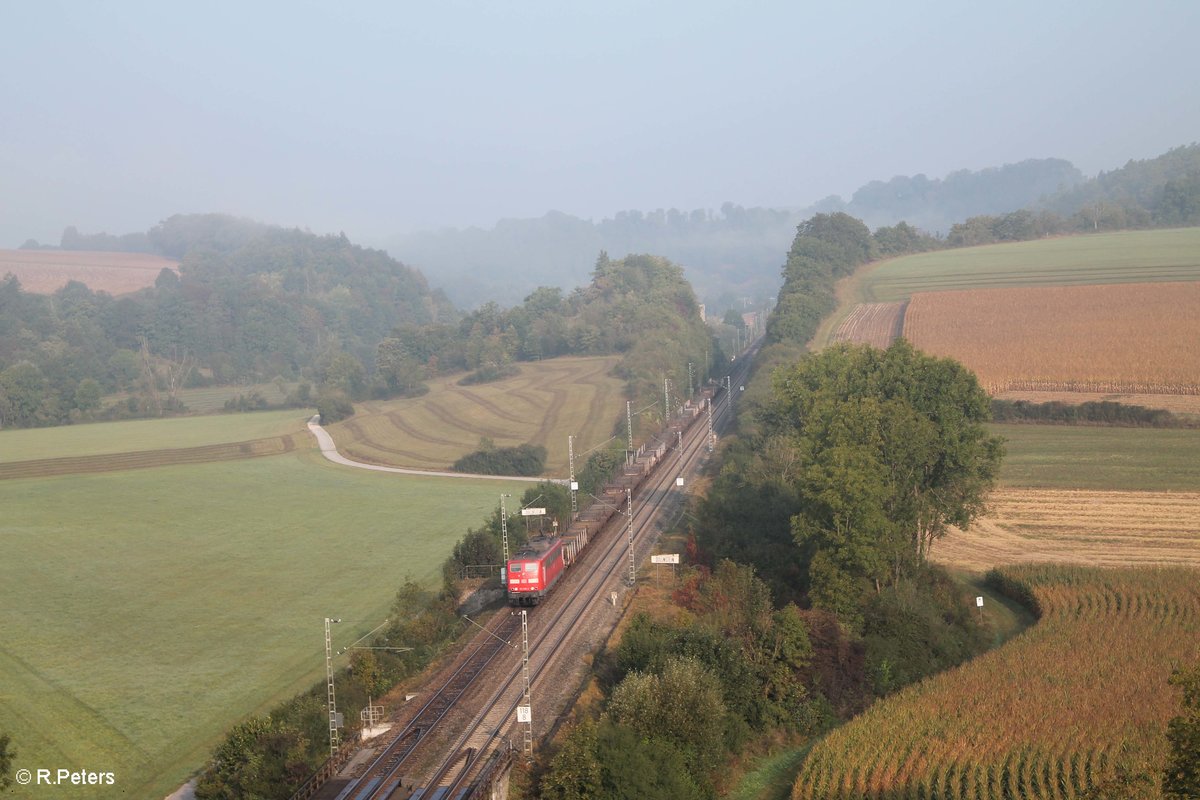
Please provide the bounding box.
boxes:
[933,488,1200,570]
[0,248,179,294]
[829,302,906,348]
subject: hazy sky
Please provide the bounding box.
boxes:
[2,0,1197,248]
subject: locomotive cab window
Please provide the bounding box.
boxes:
[509,564,522,573]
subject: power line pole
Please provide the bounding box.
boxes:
[626,487,635,586]
[568,435,577,521]
[664,378,670,422]
[500,493,511,564]
[626,400,633,462]
[520,610,532,757]
[325,617,341,758]
[707,397,714,452]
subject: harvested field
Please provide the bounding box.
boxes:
[327,355,624,475]
[0,248,178,295]
[903,281,1200,395]
[933,488,1200,571]
[829,301,906,348]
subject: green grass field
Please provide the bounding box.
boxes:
[991,422,1200,491]
[0,453,528,799]
[855,227,1200,303]
[328,355,625,475]
[0,409,306,463]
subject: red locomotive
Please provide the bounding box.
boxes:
[505,537,565,606]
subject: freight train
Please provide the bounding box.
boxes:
[504,387,721,606]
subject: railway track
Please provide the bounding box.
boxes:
[308,347,757,800]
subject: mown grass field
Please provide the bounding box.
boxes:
[791,565,1200,800]
[856,227,1200,303]
[0,409,306,463]
[992,422,1200,491]
[327,355,625,475]
[0,453,527,799]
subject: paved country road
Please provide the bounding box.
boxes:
[306,416,557,483]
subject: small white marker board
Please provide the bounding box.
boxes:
[517,705,532,723]
[976,596,985,608]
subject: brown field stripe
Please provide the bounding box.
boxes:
[0,434,298,480]
[383,410,464,447]
[529,387,567,448]
[893,300,909,342]
[585,381,616,442]
[445,385,528,424]
[422,402,509,440]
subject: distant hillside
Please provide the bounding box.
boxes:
[0,215,453,428]
[385,160,1086,310]
[389,205,800,309]
[1039,142,1200,227]
[827,158,1084,233]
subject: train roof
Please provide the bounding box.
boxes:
[510,536,560,560]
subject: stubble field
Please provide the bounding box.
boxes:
[0,249,179,294]
[326,355,625,475]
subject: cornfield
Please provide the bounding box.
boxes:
[902,281,1200,396]
[792,565,1200,799]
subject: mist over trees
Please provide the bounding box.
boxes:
[389,204,800,309]
[0,215,453,428]
[384,143,1200,314]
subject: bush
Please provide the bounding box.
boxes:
[451,443,546,476]
[991,398,1190,427]
[457,363,519,385]
[316,391,354,424]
